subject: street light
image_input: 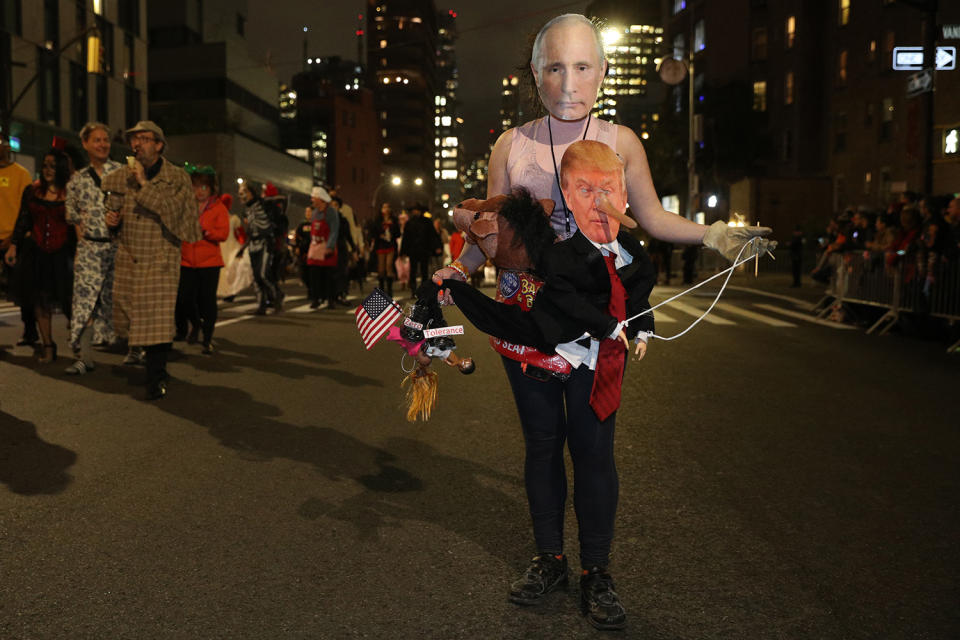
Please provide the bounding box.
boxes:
[391,175,402,186]
[414,177,423,186]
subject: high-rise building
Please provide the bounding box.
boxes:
[434,9,462,214]
[499,74,522,133]
[147,0,312,203]
[587,1,665,138]
[283,56,380,224]
[1,0,147,169]
[366,0,439,208]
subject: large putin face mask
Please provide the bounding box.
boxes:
[560,141,627,245]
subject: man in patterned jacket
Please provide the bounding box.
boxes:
[103,121,201,400]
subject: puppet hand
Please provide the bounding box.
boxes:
[702,220,777,263]
[432,265,466,306]
[634,339,647,360]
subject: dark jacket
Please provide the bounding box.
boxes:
[444,230,656,353]
[400,214,441,259]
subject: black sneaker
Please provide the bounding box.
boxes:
[579,567,626,630]
[508,553,568,606]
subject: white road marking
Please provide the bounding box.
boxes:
[752,303,855,329]
[665,300,736,325]
[714,302,797,327]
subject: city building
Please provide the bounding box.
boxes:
[662,0,960,238]
[499,74,522,133]
[587,0,664,139]
[1,0,148,172]
[434,9,463,215]
[283,56,380,224]
[147,0,312,204]
[366,0,439,209]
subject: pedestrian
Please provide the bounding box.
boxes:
[63,122,121,374]
[261,182,290,285]
[175,164,229,354]
[329,187,365,293]
[432,14,772,631]
[4,143,75,364]
[101,121,202,400]
[306,186,339,309]
[217,203,252,301]
[789,225,804,287]
[239,179,283,314]
[369,201,399,296]
[400,203,441,294]
[294,205,312,292]
[0,133,37,347]
[331,195,357,304]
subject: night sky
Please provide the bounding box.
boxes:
[247,0,589,158]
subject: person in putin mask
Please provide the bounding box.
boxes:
[432,13,774,631]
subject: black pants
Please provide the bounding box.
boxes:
[250,248,281,305]
[408,256,431,293]
[791,257,802,286]
[308,265,335,304]
[501,356,619,569]
[175,266,221,343]
[145,342,170,387]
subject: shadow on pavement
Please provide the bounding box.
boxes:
[297,436,528,562]
[0,409,77,495]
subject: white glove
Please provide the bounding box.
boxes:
[702,220,777,263]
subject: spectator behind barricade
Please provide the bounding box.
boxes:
[865,212,898,256]
[176,165,229,354]
[887,205,922,281]
[849,210,875,250]
[945,197,960,259]
[811,214,852,283]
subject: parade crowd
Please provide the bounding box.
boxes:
[806,191,960,291]
[0,123,473,395]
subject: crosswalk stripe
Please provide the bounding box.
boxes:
[215,315,254,328]
[752,303,856,329]
[664,300,736,325]
[644,308,677,323]
[714,302,797,327]
[222,295,305,314]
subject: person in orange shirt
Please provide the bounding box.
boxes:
[175,165,230,354]
[0,134,37,346]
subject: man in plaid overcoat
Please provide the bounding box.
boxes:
[103,121,201,399]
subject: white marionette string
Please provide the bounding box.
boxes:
[627,237,773,342]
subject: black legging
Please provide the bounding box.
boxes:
[408,255,431,293]
[501,356,619,569]
[176,266,221,343]
[308,265,335,304]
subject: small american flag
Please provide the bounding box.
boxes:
[355,288,403,350]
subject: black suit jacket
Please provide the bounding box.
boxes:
[444,230,656,354]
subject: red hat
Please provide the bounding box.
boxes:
[263,182,279,197]
[51,136,67,151]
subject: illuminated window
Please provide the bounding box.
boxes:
[752,81,767,111]
[784,72,794,105]
[785,16,795,48]
[868,39,877,62]
[944,128,959,155]
[380,39,387,48]
[839,0,850,26]
[673,0,686,15]
[673,34,685,60]
[693,20,705,52]
[441,169,457,179]
[442,136,457,147]
[440,116,451,126]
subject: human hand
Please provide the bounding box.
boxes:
[617,329,629,351]
[105,211,121,227]
[432,265,466,306]
[702,220,777,263]
[4,244,16,266]
[130,159,147,186]
[634,339,647,360]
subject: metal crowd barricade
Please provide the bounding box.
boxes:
[816,251,960,352]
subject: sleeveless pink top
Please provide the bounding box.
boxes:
[506,115,618,241]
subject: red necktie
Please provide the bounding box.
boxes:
[590,252,627,421]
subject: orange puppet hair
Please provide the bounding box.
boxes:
[559,139,625,192]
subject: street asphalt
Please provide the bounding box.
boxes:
[1,270,958,639]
